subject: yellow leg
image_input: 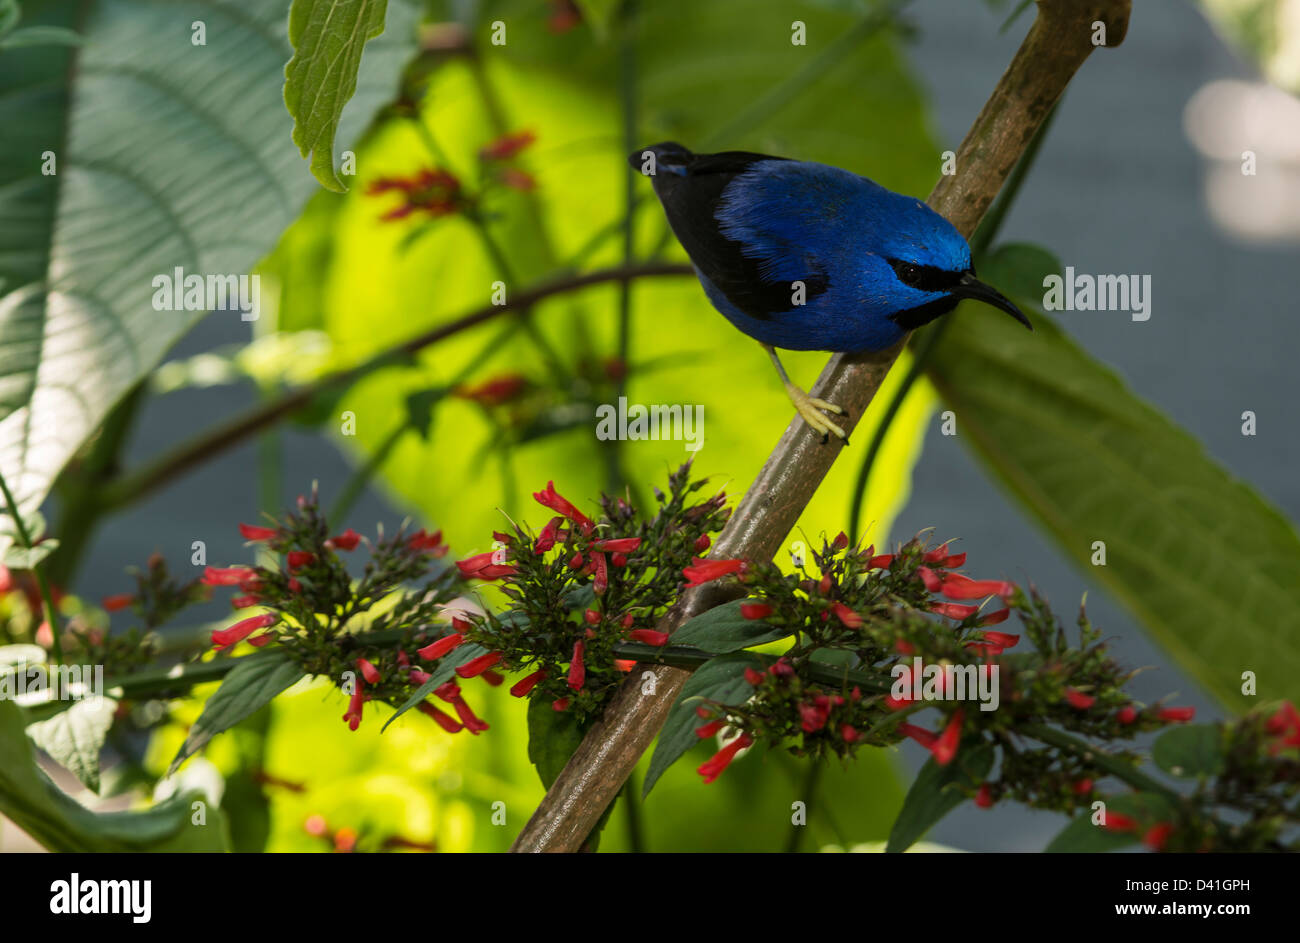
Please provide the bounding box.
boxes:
[762,344,849,444]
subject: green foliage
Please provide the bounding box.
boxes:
[0,700,230,851]
[0,0,417,515]
[885,743,994,853]
[929,244,1300,709]
[669,599,794,654]
[1045,792,1175,853]
[26,695,116,792]
[526,695,585,788]
[1152,724,1225,778]
[285,0,403,191]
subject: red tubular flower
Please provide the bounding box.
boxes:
[456,552,518,581]
[841,724,860,743]
[202,565,256,587]
[533,481,594,535]
[740,602,772,620]
[479,129,536,161]
[981,631,1020,649]
[1142,822,1174,851]
[568,640,586,691]
[1073,778,1093,795]
[583,608,601,626]
[417,633,464,661]
[940,575,1017,600]
[356,658,381,685]
[1266,701,1300,748]
[454,374,528,407]
[230,594,260,609]
[407,669,432,686]
[287,551,315,570]
[211,613,278,650]
[239,523,278,541]
[918,566,944,592]
[592,537,641,553]
[101,593,134,612]
[868,554,894,569]
[696,719,725,738]
[591,551,609,595]
[697,734,753,784]
[343,680,366,731]
[931,709,964,766]
[456,651,503,678]
[798,702,829,733]
[247,634,275,648]
[832,531,850,552]
[978,608,1010,626]
[1117,705,1138,724]
[327,528,362,551]
[628,628,669,646]
[770,659,796,679]
[899,723,937,750]
[832,602,863,628]
[883,694,912,711]
[552,697,570,711]
[942,552,967,568]
[510,669,546,698]
[1158,705,1195,723]
[1102,810,1138,833]
[694,534,711,552]
[930,602,979,620]
[975,783,994,808]
[417,701,463,734]
[408,528,447,555]
[682,558,746,587]
[1065,688,1096,710]
[287,578,302,594]
[744,667,765,686]
[534,516,564,553]
[896,639,915,655]
[922,544,954,563]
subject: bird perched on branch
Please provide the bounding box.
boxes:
[630,142,1031,443]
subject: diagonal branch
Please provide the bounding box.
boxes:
[510,0,1133,853]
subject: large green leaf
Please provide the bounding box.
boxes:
[0,699,229,851]
[170,653,305,775]
[285,0,395,191]
[669,598,793,654]
[885,742,993,853]
[0,0,418,514]
[928,245,1300,710]
[526,693,585,788]
[26,694,117,792]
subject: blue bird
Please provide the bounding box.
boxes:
[631,142,1030,442]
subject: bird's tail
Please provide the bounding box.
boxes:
[627,141,694,176]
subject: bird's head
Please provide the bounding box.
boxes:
[860,194,1031,333]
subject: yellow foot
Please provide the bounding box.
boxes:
[785,383,849,444]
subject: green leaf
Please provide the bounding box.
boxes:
[0,0,18,36]
[1,537,57,569]
[1044,791,1175,853]
[0,0,418,515]
[0,25,84,48]
[380,641,488,732]
[644,651,764,798]
[526,693,586,788]
[928,243,1300,709]
[886,742,993,853]
[0,699,229,851]
[170,654,305,775]
[26,694,116,792]
[669,598,793,654]
[284,0,394,192]
[1152,724,1225,778]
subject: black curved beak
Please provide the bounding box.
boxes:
[951,271,1032,330]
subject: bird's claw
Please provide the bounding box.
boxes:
[785,384,849,444]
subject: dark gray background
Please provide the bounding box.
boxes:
[64,1,1297,852]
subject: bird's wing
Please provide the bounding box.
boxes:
[641,146,828,320]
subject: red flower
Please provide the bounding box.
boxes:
[1142,822,1174,851]
[239,523,278,541]
[940,575,1017,600]
[978,608,1010,626]
[479,130,536,161]
[841,724,860,743]
[697,734,753,784]
[532,481,594,534]
[408,529,447,555]
[930,602,979,620]
[1158,705,1195,724]
[682,558,746,587]
[1116,705,1138,724]
[417,701,463,734]
[455,374,528,408]
[343,680,366,731]
[981,631,1019,649]
[418,633,464,661]
[534,516,564,553]
[500,168,537,192]
[287,551,315,570]
[628,629,669,646]
[591,550,609,595]
[931,709,964,765]
[1265,701,1300,748]
[740,602,772,620]
[368,167,464,221]
[1064,688,1095,710]
[202,565,256,587]
[694,534,711,552]
[211,613,278,650]
[975,783,994,808]
[744,667,765,685]
[798,702,829,733]
[456,551,518,581]
[433,683,489,734]
[592,537,641,553]
[552,697,570,712]
[510,669,546,698]
[101,593,134,612]
[1073,778,1093,795]
[832,602,863,628]
[407,668,432,686]
[867,554,894,569]
[899,723,937,750]
[696,719,725,739]
[568,640,585,691]
[918,566,944,592]
[327,528,362,551]
[230,594,260,609]
[547,0,582,33]
[1102,810,1137,833]
[356,658,381,685]
[456,650,503,678]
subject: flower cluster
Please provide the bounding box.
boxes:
[451,463,730,722]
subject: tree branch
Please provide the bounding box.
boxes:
[509,0,1133,853]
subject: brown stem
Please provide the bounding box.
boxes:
[509,0,1132,853]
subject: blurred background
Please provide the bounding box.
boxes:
[5,0,1299,851]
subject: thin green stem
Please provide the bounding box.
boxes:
[0,470,64,665]
[785,758,822,853]
[1022,722,1182,802]
[622,769,646,853]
